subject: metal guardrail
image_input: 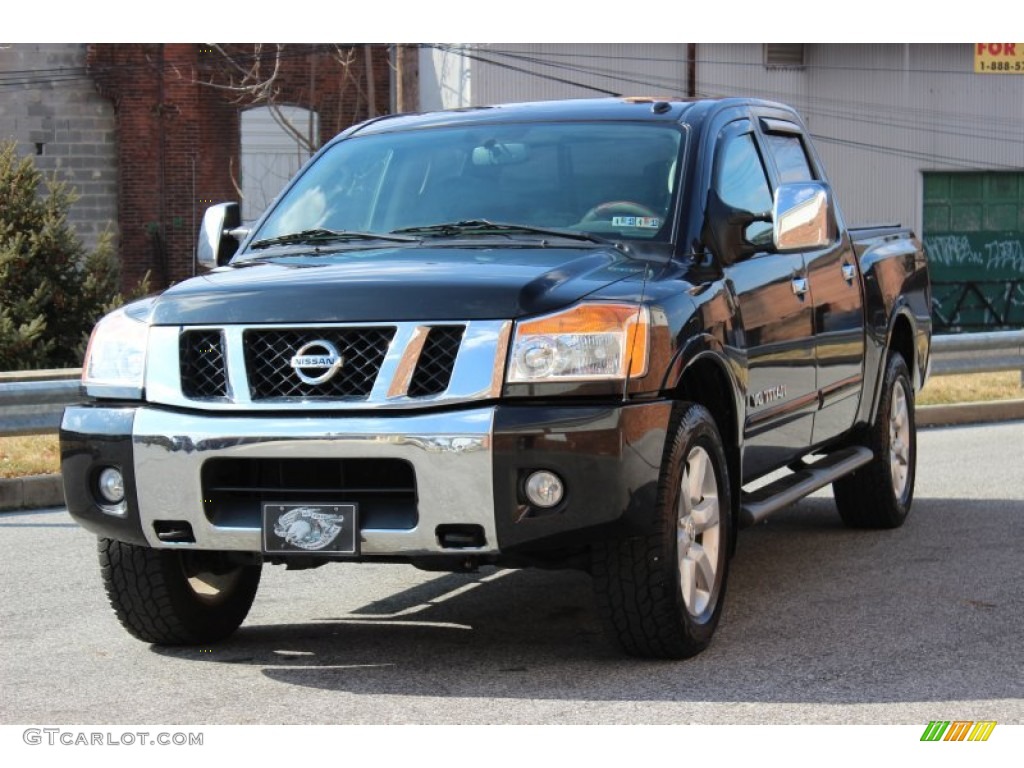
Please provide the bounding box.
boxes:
[0,369,82,437]
[0,330,1022,437]
[929,330,1024,376]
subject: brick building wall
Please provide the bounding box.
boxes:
[0,43,118,253]
[88,43,393,291]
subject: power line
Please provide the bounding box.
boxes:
[808,133,1024,171]
[694,78,1024,138]
[428,45,1024,171]
[430,44,621,96]
[473,44,1001,78]
[0,43,375,92]
[437,45,1024,153]
[5,43,1023,171]
[694,84,1024,146]
[450,45,686,95]
[469,45,1024,138]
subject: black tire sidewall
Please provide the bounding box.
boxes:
[660,404,732,638]
[100,538,261,645]
[881,355,916,517]
[833,352,917,529]
[160,550,262,642]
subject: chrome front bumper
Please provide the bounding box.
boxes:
[63,399,671,559]
[126,406,496,555]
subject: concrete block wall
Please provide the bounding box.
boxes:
[0,43,118,253]
[1,44,392,291]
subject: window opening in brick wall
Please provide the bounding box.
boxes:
[240,105,319,223]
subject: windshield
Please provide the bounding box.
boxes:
[248,121,683,250]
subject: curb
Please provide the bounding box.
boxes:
[0,474,64,512]
[1,400,1022,513]
[917,397,1024,428]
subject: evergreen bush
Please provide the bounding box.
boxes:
[0,140,144,370]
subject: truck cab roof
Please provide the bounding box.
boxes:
[344,96,801,140]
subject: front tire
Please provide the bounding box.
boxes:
[591,403,732,659]
[833,352,916,528]
[98,538,261,644]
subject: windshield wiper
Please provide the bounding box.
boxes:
[249,228,417,250]
[392,219,612,245]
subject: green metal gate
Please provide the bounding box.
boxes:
[923,172,1024,331]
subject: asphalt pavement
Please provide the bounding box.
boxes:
[1,421,1021,724]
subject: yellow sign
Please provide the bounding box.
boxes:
[974,43,1024,73]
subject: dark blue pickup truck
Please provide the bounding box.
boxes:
[61,97,931,658]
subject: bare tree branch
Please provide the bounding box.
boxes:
[228,154,244,201]
[268,102,316,154]
[200,43,284,103]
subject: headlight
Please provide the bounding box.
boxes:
[82,306,151,397]
[507,303,649,383]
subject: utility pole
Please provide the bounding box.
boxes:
[394,44,419,113]
[364,44,377,118]
[687,43,696,98]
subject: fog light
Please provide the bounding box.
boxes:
[524,470,564,508]
[97,467,125,505]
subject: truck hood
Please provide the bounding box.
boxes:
[149,245,647,325]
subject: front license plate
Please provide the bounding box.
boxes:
[262,502,358,555]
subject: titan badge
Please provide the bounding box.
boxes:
[749,384,787,409]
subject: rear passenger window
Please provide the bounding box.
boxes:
[764,133,815,183]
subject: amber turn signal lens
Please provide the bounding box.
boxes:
[508,303,649,382]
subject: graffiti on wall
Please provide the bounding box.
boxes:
[924,233,1024,331]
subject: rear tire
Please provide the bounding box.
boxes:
[98,538,261,644]
[592,402,732,659]
[833,352,916,528]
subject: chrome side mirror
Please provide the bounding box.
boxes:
[772,182,836,252]
[197,203,243,269]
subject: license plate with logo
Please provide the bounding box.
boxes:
[262,502,358,555]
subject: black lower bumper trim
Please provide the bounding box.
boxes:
[60,406,148,546]
[492,400,671,553]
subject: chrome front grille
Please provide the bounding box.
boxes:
[408,326,465,398]
[146,320,511,412]
[179,330,228,399]
[244,327,395,400]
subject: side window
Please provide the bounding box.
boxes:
[714,132,773,246]
[764,133,815,183]
[716,133,773,213]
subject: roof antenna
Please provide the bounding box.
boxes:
[652,101,671,114]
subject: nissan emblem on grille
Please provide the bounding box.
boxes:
[289,339,344,384]
[273,507,347,550]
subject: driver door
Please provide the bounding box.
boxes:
[710,120,817,481]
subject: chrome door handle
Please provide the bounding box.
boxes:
[841,263,856,282]
[791,276,809,296]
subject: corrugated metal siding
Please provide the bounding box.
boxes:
[420,44,688,110]
[696,44,1024,234]
[419,45,474,111]
[472,44,688,104]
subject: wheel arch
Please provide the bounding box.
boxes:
[864,304,921,426]
[668,342,742,553]
[888,310,916,380]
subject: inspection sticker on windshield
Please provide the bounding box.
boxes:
[612,216,661,229]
